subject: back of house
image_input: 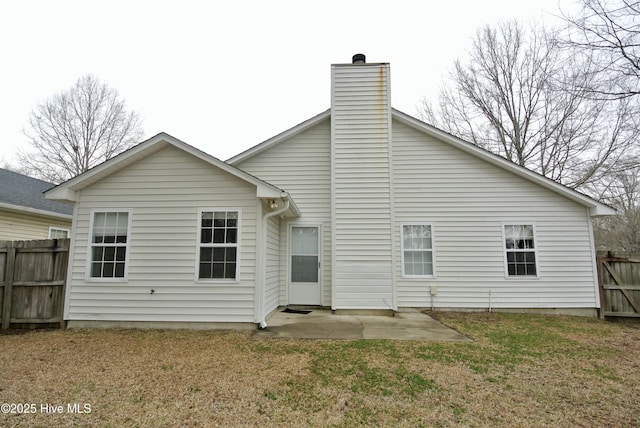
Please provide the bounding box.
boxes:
[47,55,614,328]
[231,55,612,317]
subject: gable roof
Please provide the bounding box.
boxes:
[227,108,615,217]
[45,132,300,216]
[0,168,73,219]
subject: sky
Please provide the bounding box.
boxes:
[0,0,573,167]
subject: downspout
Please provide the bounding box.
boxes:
[258,198,290,329]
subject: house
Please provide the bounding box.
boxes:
[0,168,73,241]
[45,55,615,328]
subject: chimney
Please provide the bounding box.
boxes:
[352,53,366,64]
[330,54,394,310]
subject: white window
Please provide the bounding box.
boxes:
[49,227,69,239]
[401,224,435,277]
[198,210,239,281]
[89,211,131,279]
[503,224,538,277]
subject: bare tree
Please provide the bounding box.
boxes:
[561,0,640,100]
[592,160,640,252]
[19,75,143,183]
[421,20,639,190]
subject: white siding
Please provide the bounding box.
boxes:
[264,214,280,314]
[0,209,71,241]
[66,146,259,323]
[235,119,332,306]
[391,120,598,309]
[331,63,394,309]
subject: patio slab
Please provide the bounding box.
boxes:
[253,308,471,341]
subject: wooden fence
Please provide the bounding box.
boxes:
[0,239,69,329]
[597,252,640,319]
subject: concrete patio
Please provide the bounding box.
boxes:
[253,308,471,341]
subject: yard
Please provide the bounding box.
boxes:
[0,313,638,427]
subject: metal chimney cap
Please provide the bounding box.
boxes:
[352,53,366,64]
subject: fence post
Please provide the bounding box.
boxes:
[55,239,68,329]
[2,243,16,329]
[596,254,605,320]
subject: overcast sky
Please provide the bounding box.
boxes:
[0,0,573,167]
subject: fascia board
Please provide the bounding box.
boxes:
[0,202,73,220]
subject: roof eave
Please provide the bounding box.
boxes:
[590,205,617,216]
[259,192,301,218]
[45,187,78,203]
[0,201,73,220]
[283,192,301,217]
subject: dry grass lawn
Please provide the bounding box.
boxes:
[1,313,639,427]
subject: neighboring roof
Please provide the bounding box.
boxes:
[227,108,615,217]
[44,132,300,217]
[0,168,73,219]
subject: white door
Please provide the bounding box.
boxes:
[289,226,321,305]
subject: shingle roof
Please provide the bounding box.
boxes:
[0,168,73,216]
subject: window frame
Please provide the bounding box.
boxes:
[48,227,70,239]
[196,208,242,283]
[502,223,540,279]
[86,209,132,282]
[400,223,436,279]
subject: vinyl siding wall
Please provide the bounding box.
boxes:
[234,119,332,306]
[66,146,259,323]
[264,214,280,314]
[0,209,71,241]
[391,120,598,309]
[331,64,394,309]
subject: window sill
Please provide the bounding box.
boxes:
[401,275,437,280]
[196,279,240,284]
[86,278,128,283]
[504,275,540,280]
